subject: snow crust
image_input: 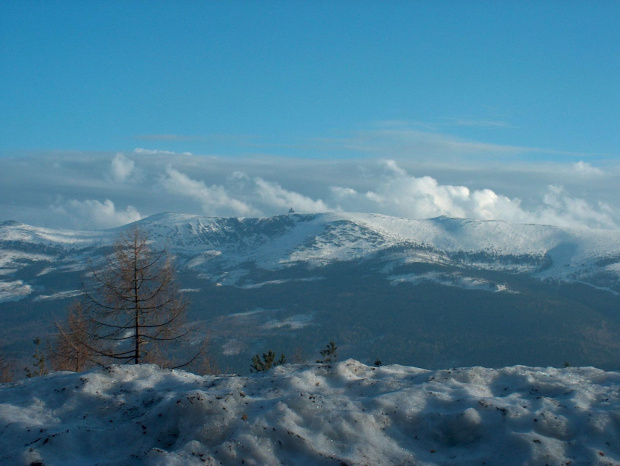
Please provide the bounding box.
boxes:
[0,280,33,303]
[1,361,619,465]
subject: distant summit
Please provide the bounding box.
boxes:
[0,220,19,227]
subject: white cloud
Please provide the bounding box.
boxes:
[573,161,604,176]
[359,164,490,220]
[134,148,193,156]
[382,159,408,177]
[230,171,249,181]
[330,160,617,229]
[254,178,330,213]
[539,186,617,229]
[160,168,331,217]
[2,150,619,231]
[309,122,601,162]
[331,186,358,198]
[161,166,258,217]
[54,199,142,229]
[346,127,531,158]
[111,153,135,182]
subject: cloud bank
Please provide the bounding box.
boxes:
[329,160,618,230]
[52,199,142,229]
[161,166,258,217]
[0,150,618,231]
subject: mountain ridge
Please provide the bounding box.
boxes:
[2,211,620,290]
[2,212,620,371]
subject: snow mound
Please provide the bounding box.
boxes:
[1,360,619,465]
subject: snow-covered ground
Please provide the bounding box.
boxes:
[1,360,619,465]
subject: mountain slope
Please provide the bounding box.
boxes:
[1,212,620,372]
[3,212,620,289]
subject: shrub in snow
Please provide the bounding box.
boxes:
[250,350,287,372]
[316,341,338,365]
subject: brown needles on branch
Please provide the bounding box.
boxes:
[54,226,202,370]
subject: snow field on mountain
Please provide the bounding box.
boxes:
[1,360,619,465]
[0,221,108,248]
[124,212,620,284]
[3,212,620,283]
[344,212,620,261]
[388,272,515,293]
[0,280,33,303]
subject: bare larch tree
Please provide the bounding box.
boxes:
[67,226,196,367]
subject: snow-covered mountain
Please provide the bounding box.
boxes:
[3,212,620,292]
[2,213,620,371]
[1,360,619,465]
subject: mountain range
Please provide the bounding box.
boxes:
[2,212,620,372]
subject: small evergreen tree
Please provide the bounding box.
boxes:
[0,344,14,383]
[24,337,48,378]
[317,341,338,364]
[250,350,286,373]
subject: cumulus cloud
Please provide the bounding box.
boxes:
[54,199,142,229]
[2,151,618,231]
[331,186,358,198]
[159,166,331,216]
[254,178,330,213]
[382,159,408,177]
[573,161,604,176]
[111,153,135,182]
[330,160,617,230]
[349,160,522,221]
[539,186,617,229]
[161,166,258,217]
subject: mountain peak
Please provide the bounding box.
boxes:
[0,220,21,227]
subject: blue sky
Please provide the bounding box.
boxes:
[2,1,618,158]
[1,2,619,229]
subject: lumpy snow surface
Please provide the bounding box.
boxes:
[1,360,619,465]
